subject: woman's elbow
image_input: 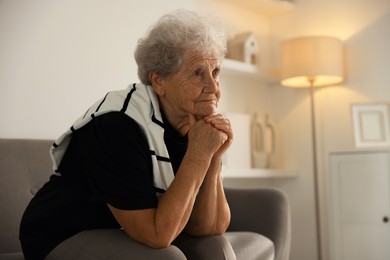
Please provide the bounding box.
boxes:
[215,216,231,235]
[147,240,171,249]
[121,228,175,249]
[186,219,230,236]
[143,235,174,249]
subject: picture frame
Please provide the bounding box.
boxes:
[351,103,390,147]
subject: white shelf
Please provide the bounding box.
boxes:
[215,0,295,17]
[221,59,276,83]
[222,168,297,179]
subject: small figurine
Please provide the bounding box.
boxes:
[227,32,259,65]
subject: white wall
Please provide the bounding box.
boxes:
[0,0,191,139]
[268,0,390,260]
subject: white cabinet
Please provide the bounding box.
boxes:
[329,150,390,260]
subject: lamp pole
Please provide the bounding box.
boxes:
[308,77,322,260]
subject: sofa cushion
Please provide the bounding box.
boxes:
[225,231,274,260]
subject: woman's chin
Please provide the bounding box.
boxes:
[193,103,218,119]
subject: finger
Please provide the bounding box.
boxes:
[208,117,230,130]
[204,114,223,123]
[211,121,233,140]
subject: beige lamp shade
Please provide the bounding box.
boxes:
[281,36,344,88]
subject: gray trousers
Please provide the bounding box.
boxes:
[45,229,274,260]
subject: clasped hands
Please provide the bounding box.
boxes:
[187,113,233,161]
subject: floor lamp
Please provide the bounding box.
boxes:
[280,36,344,260]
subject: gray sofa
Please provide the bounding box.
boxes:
[0,138,290,259]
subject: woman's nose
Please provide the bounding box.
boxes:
[203,73,219,93]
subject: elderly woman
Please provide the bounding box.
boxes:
[20,10,237,259]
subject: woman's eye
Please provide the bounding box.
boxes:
[193,69,203,77]
[212,68,220,78]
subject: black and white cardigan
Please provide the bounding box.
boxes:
[50,83,175,197]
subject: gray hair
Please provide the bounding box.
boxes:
[134,9,227,85]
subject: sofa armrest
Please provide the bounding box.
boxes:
[0,139,53,254]
[224,187,291,260]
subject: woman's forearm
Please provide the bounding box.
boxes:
[185,157,231,236]
[109,149,212,249]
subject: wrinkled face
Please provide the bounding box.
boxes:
[161,49,221,120]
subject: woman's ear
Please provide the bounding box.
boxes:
[149,72,165,97]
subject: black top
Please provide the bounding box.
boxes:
[19,112,188,260]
